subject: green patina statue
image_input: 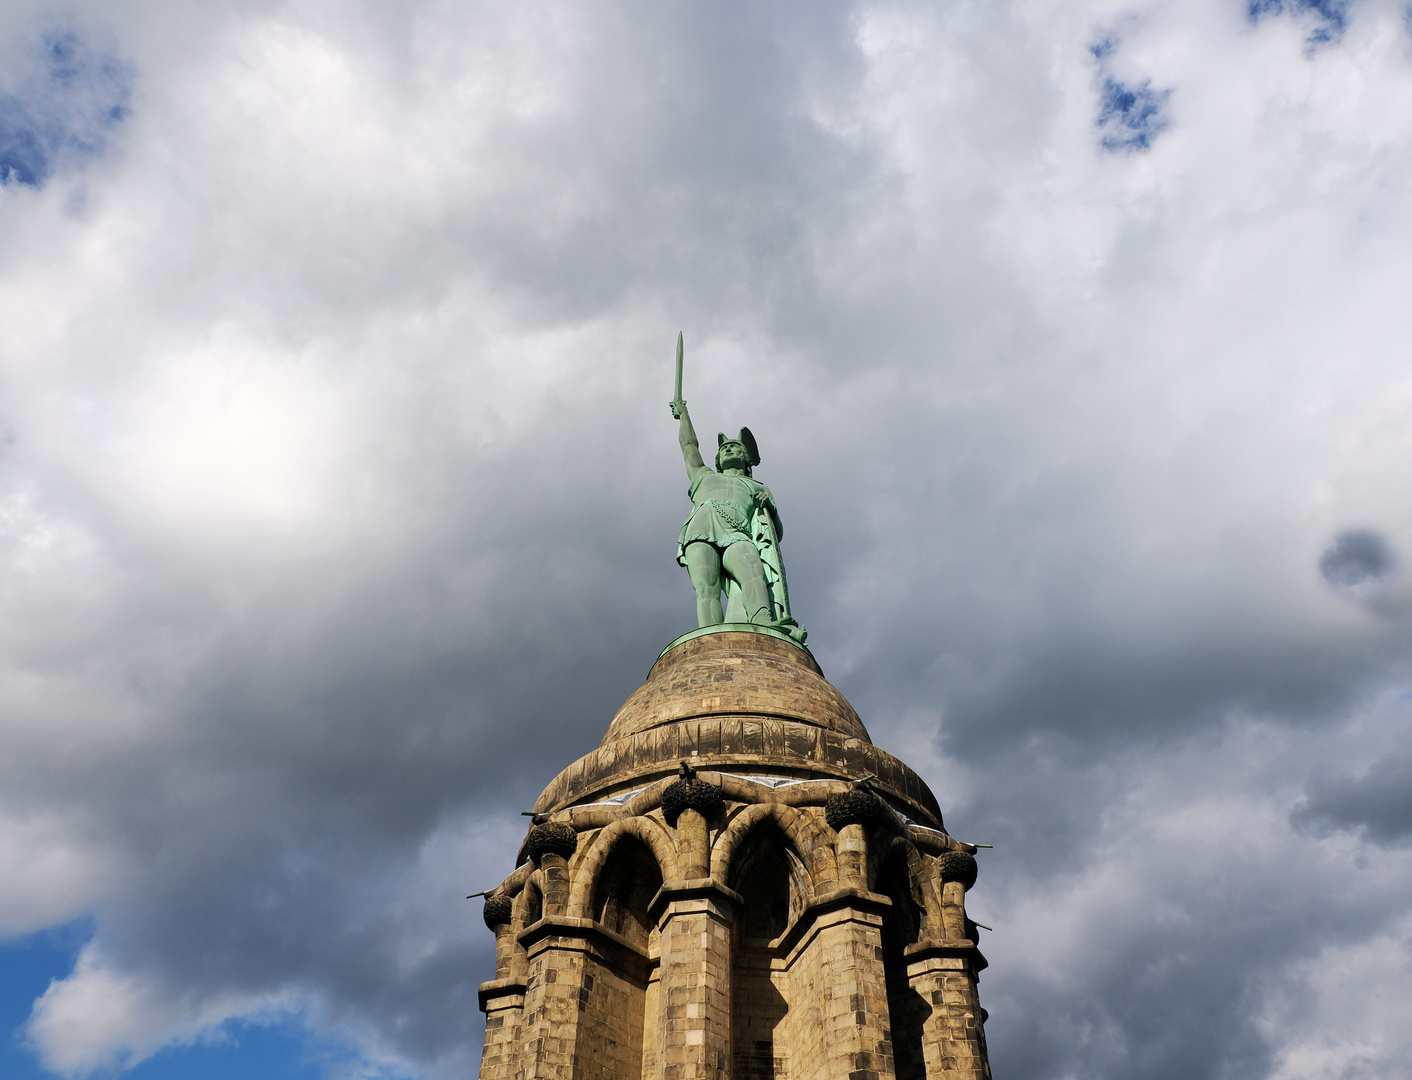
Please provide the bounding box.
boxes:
[669,334,805,643]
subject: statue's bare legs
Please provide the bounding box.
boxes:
[723,541,771,621]
[684,542,723,625]
[685,540,772,627]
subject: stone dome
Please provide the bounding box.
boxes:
[601,628,871,744]
[532,626,945,827]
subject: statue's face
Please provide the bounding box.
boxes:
[718,441,749,471]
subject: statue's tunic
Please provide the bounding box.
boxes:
[676,471,768,566]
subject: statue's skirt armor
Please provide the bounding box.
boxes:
[677,473,759,565]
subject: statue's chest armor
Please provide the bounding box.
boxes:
[693,474,753,520]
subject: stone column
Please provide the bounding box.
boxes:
[478,895,526,1080]
[781,891,898,1080]
[484,899,518,980]
[516,919,653,1080]
[900,850,989,1080]
[939,879,968,944]
[902,946,989,1080]
[518,930,591,1079]
[642,958,663,1077]
[650,881,739,1080]
[676,807,711,881]
[836,822,868,889]
[522,821,578,920]
[508,823,584,1079]
[825,788,885,892]
[479,980,527,1080]
[663,770,724,884]
[936,852,978,947]
[540,853,571,916]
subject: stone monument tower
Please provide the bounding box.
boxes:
[474,340,991,1080]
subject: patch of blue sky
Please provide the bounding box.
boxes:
[0,29,132,189]
[1,922,343,1080]
[105,1021,335,1080]
[1248,0,1350,44]
[1096,77,1171,152]
[0,922,90,1080]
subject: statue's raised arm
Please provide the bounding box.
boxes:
[668,334,805,644]
[672,400,709,480]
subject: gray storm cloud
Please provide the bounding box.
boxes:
[3,0,1412,1078]
[1321,528,1397,592]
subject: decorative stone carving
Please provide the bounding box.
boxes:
[523,821,577,864]
[824,786,886,830]
[482,894,513,929]
[661,775,725,827]
[940,850,979,891]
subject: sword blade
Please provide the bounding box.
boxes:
[674,331,684,402]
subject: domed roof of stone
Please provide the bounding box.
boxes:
[601,627,871,745]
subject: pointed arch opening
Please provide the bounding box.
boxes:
[726,820,807,1080]
[728,821,808,943]
[592,836,664,949]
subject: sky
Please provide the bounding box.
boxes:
[2,0,1412,1077]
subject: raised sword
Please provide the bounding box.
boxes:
[669,328,686,417]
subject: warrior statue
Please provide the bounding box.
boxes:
[669,334,805,643]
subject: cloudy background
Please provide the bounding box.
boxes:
[3,0,1412,1077]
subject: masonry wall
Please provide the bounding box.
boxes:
[905,953,990,1080]
[731,945,788,1079]
[655,894,734,1080]
[642,962,661,1077]
[786,905,896,1080]
[517,931,652,1080]
[480,823,991,1080]
[478,987,524,1080]
[573,955,648,1079]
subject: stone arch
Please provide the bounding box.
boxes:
[713,802,838,902]
[513,871,544,932]
[901,839,943,932]
[568,816,678,920]
[874,836,923,944]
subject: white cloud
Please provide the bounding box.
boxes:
[1259,915,1412,1080]
[26,947,293,1075]
[3,0,1412,1077]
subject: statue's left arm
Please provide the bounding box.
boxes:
[753,485,783,541]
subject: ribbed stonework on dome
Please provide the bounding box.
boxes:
[532,630,946,829]
[603,630,871,742]
[476,626,992,1080]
